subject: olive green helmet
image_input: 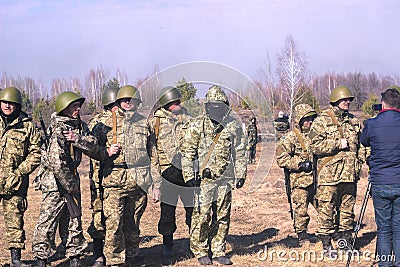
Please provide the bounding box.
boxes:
[205,85,229,105]
[102,86,119,107]
[55,91,85,115]
[158,86,182,107]
[116,85,142,103]
[0,87,22,105]
[330,86,354,104]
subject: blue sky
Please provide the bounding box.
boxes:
[1,0,399,88]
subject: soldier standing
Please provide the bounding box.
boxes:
[0,87,41,267]
[87,85,120,267]
[32,91,120,267]
[181,85,247,265]
[247,117,258,163]
[276,104,317,245]
[273,111,290,141]
[100,85,160,267]
[309,86,365,255]
[149,86,194,259]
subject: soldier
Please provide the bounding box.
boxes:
[149,86,194,260]
[0,87,41,267]
[100,85,160,267]
[247,117,258,163]
[32,91,120,267]
[276,104,317,245]
[273,111,290,141]
[309,86,365,255]
[87,85,120,267]
[180,85,247,265]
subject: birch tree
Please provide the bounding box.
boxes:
[276,35,307,122]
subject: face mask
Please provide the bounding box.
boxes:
[205,102,229,123]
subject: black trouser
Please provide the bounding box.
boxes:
[158,166,194,236]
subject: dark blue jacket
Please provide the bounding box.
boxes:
[360,109,400,185]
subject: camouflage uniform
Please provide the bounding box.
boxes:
[309,106,365,237]
[276,104,317,236]
[181,92,247,260]
[0,111,41,249]
[273,116,290,141]
[247,119,258,163]
[97,107,160,266]
[32,113,111,260]
[149,107,194,236]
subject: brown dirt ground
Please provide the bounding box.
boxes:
[0,129,377,266]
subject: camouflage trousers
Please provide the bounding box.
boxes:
[87,197,105,239]
[190,178,232,259]
[1,194,27,249]
[292,185,315,234]
[316,182,356,236]
[103,187,147,266]
[32,191,87,260]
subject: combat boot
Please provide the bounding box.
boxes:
[297,231,308,246]
[319,235,337,259]
[92,238,105,267]
[70,256,80,267]
[10,248,31,267]
[161,234,173,258]
[36,259,47,267]
[213,256,233,265]
[198,256,212,265]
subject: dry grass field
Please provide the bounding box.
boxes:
[0,110,378,266]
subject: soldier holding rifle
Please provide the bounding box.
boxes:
[276,104,317,246]
[32,91,120,267]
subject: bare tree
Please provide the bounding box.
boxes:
[276,35,307,121]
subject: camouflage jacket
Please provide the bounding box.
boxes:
[149,107,190,174]
[274,118,290,133]
[181,115,247,183]
[276,105,314,188]
[309,106,365,185]
[247,124,258,147]
[34,113,110,193]
[91,107,160,191]
[0,112,41,195]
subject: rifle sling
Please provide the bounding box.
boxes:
[200,131,222,175]
[292,128,306,151]
[112,110,117,144]
[155,116,160,139]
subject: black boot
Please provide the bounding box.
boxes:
[10,248,31,267]
[36,259,47,267]
[70,256,80,267]
[319,235,337,259]
[92,238,105,266]
[161,234,173,258]
[297,231,308,246]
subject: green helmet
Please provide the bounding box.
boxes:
[205,85,229,105]
[102,86,119,107]
[116,85,142,103]
[0,87,22,105]
[158,86,182,107]
[330,86,354,104]
[55,91,85,115]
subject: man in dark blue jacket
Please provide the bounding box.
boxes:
[360,87,400,267]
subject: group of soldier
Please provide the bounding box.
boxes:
[0,84,248,267]
[276,85,367,257]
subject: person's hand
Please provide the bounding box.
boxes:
[186,178,200,188]
[340,138,349,149]
[152,188,161,203]
[63,130,77,142]
[298,160,312,172]
[236,178,245,189]
[107,144,121,157]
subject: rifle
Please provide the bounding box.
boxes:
[312,154,318,208]
[39,113,49,148]
[283,167,294,220]
[345,181,371,267]
[193,154,200,210]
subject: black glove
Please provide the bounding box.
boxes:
[298,160,312,172]
[186,178,200,188]
[236,178,245,189]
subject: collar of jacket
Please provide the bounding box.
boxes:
[379,108,400,113]
[53,114,81,129]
